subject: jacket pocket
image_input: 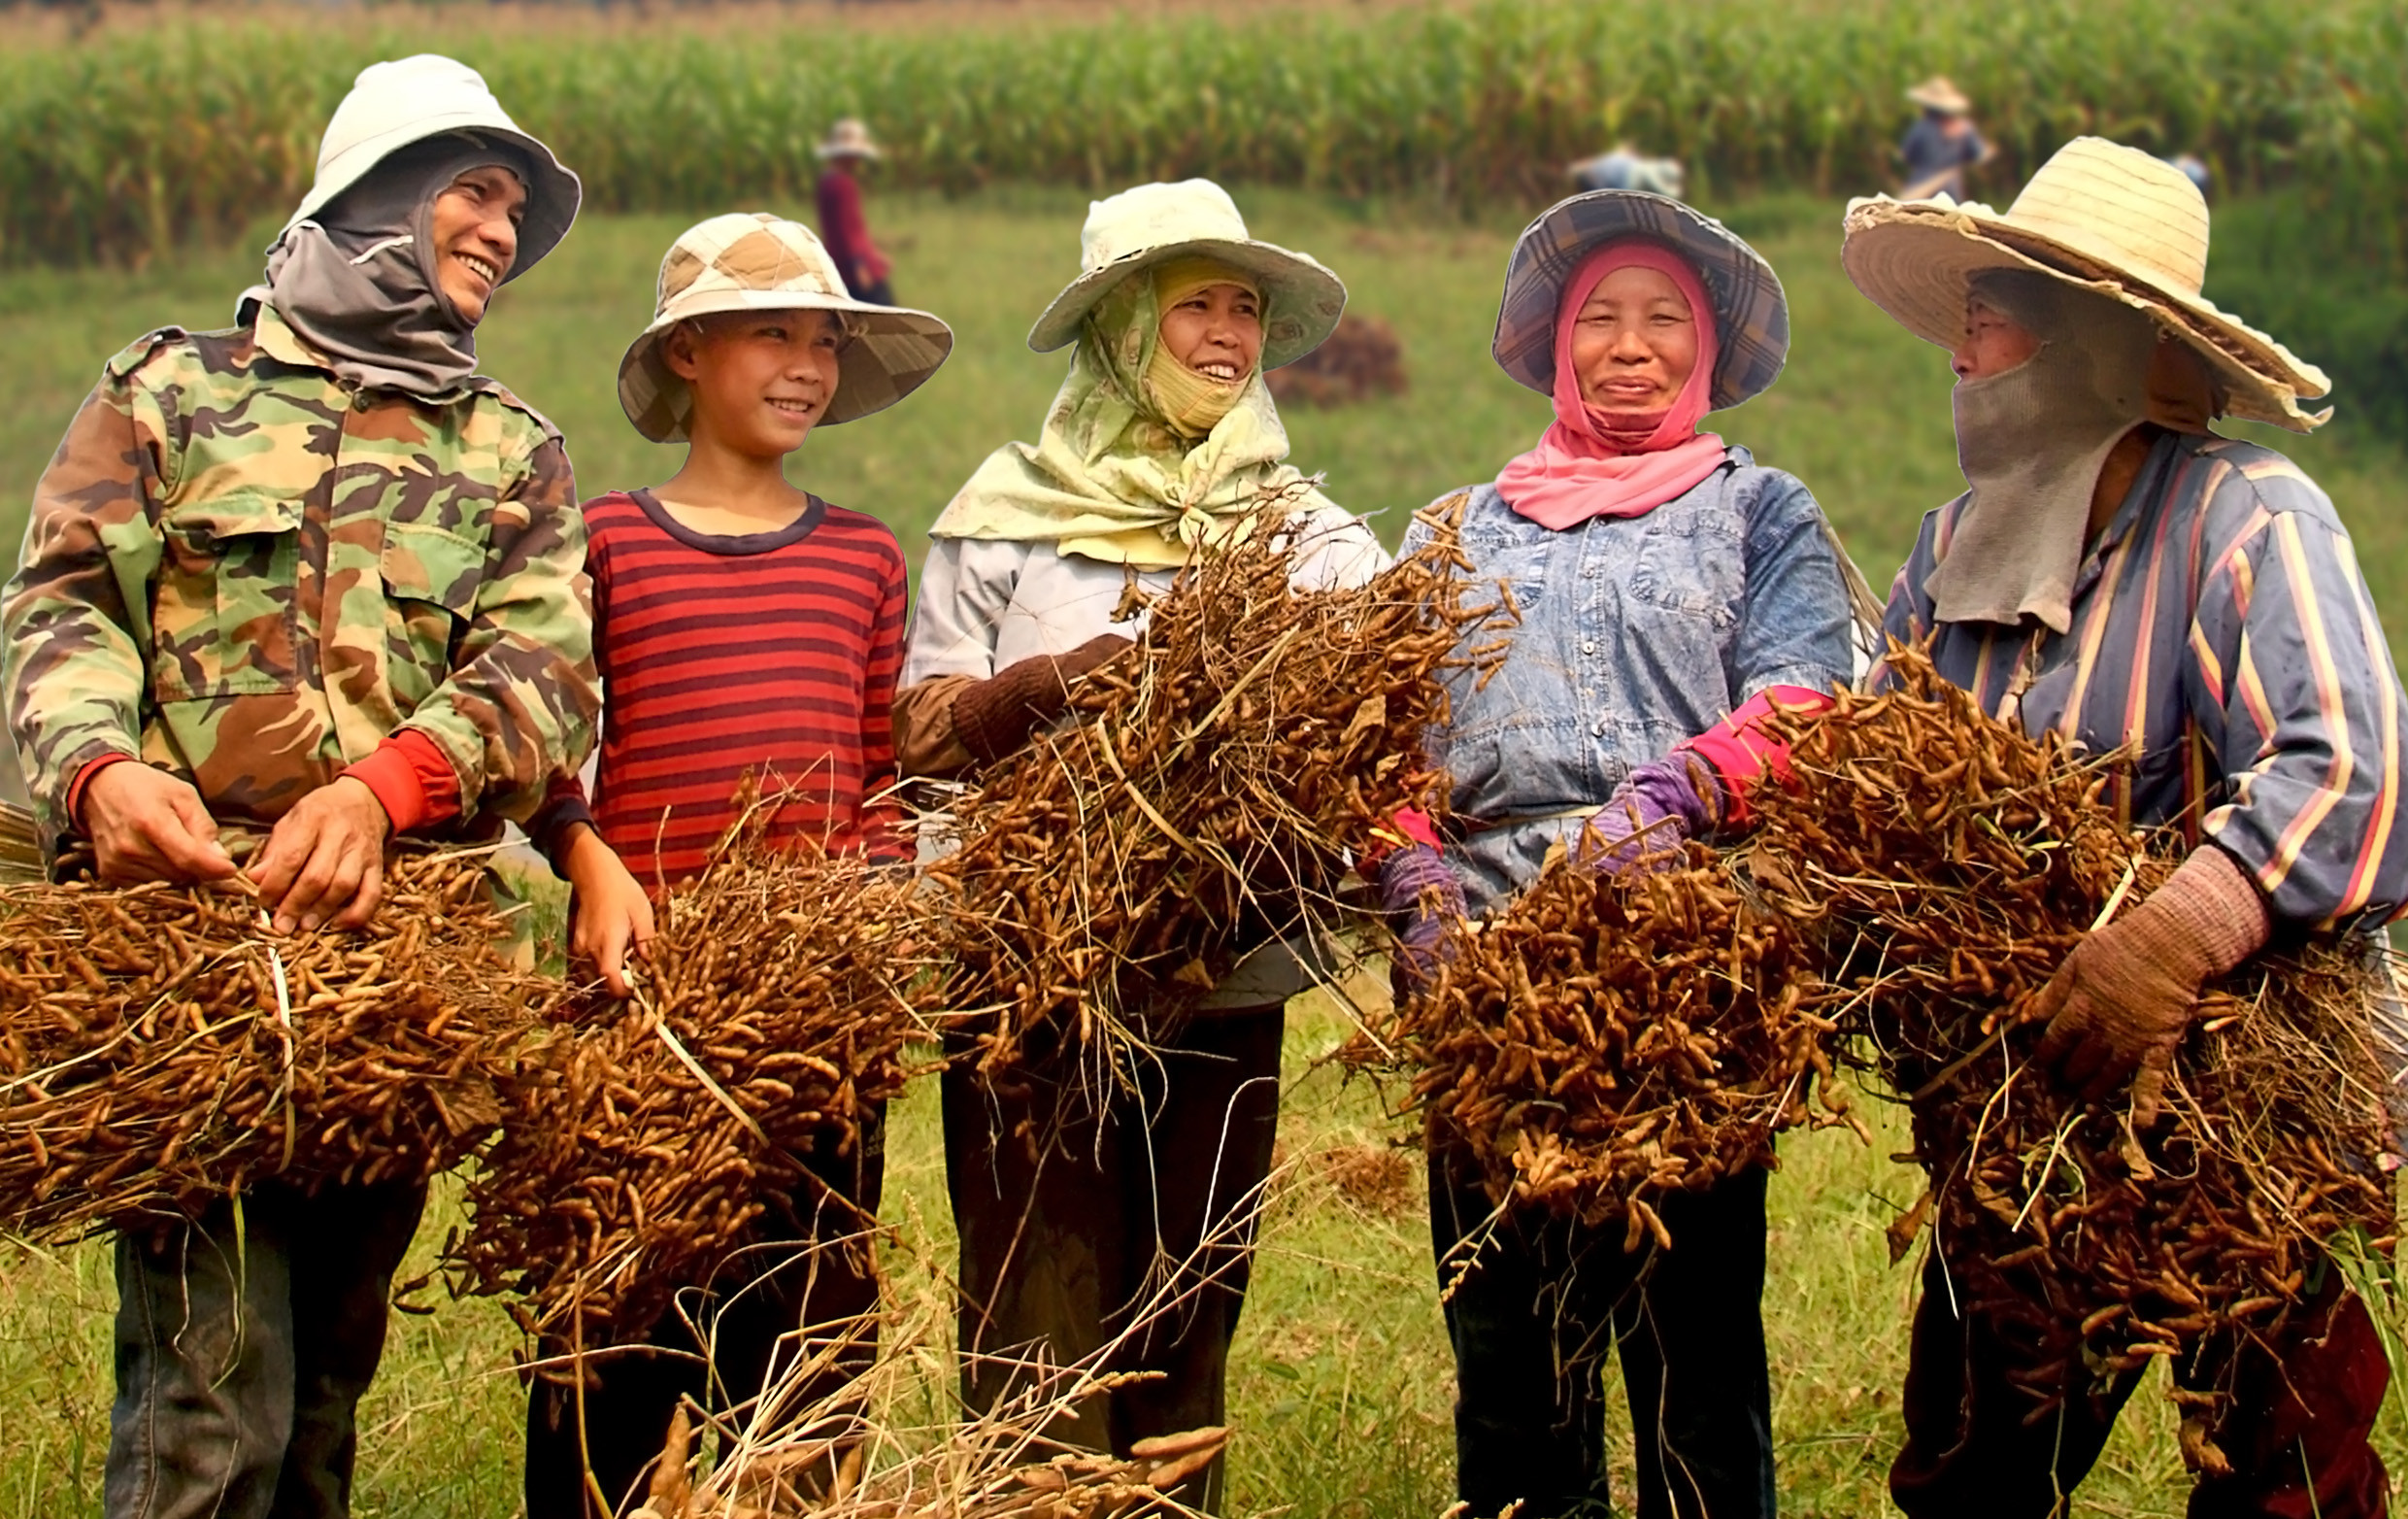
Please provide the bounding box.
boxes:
[150,491,303,701]
[379,521,486,713]
[1626,518,1743,626]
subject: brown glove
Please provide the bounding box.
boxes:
[2028,845,2270,1121]
[950,634,1134,765]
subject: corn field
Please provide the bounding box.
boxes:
[2,0,2403,271]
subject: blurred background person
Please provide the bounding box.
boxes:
[1567,143,1686,200]
[1897,77,1992,200]
[815,117,894,304]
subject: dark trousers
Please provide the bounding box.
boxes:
[1891,1240,2390,1518]
[106,1180,427,1519]
[523,1108,886,1519]
[945,1004,1285,1513]
[1429,1151,1775,1519]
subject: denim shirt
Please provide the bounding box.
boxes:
[1408,450,1853,912]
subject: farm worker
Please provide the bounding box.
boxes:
[1897,76,1993,201]
[0,53,595,1519]
[1845,136,2408,1517]
[1568,143,1687,200]
[890,178,1387,1510]
[1384,188,1855,1518]
[814,118,895,305]
[518,212,952,1517]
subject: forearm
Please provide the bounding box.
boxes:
[892,675,978,778]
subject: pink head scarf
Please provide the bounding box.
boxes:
[1494,239,1730,529]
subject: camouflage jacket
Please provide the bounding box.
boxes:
[2,304,600,859]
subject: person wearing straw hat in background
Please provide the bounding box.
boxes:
[890,179,1386,1511]
[1381,188,1853,1519]
[1,54,594,1518]
[1845,136,2408,1517]
[1898,77,1994,202]
[815,118,896,306]
[517,210,950,1518]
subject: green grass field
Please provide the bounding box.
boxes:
[5,188,2408,1515]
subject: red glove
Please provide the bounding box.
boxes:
[1675,684,1831,826]
[2029,846,2269,1122]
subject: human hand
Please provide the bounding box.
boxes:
[1579,754,1720,878]
[250,777,391,933]
[78,761,239,887]
[1054,632,1135,684]
[2028,847,2268,1122]
[563,826,656,998]
[1378,842,1464,991]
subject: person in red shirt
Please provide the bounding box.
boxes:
[519,211,952,1518]
[814,118,894,304]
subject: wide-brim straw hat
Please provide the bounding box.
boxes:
[618,213,953,443]
[1906,77,1973,115]
[814,118,884,161]
[1026,180,1347,371]
[283,54,582,282]
[1491,189,1789,411]
[1842,136,2329,431]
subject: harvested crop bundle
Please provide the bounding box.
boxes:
[449,832,945,1347]
[1750,648,2398,1425]
[933,497,1497,1086]
[0,849,543,1240]
[1354,849,1860,1241]
[0,800,38,884]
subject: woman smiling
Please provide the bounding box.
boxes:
[1388,191,1855,1519]
[892,180,1384,1511]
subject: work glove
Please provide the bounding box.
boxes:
[1378,842,1465,989]
[1579,752,1723,877]
[950,633,1134,765]
[2029,845,2270,1122]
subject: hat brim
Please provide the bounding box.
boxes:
[283,118,583,283]
[1025,236,1346,371]
[813,143,885,161]
[617,288,954,444]
[1906,88,1971,114]
[1492,190,1790,411]
[1840,197,2331,432]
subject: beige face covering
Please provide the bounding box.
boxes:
[1924,271,2157,635]
[1144,256,1261,438]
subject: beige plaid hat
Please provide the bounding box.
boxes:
[618,212,953,443]
[1843,137,2328,431]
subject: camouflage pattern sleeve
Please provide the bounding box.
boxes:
[2,358,175,847]
[392,431,600,825]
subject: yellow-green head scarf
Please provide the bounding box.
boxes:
[927,257,1332,568]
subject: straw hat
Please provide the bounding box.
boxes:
[814,118,885,162]
[1906,77,1973,116]
[1842,136,2329,430]
[1491,189,1789,411]
[1026,180,1347,370]
[618,213,953,443]
[284,55,582,281]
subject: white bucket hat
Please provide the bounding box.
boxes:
[814,118,885,161]
[1026,180,1346,371]
[283,54,582,281]
[1842,136,2329,431]
[618,212,953,443]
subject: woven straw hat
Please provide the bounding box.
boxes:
[1491,189,1790,411]
[1905,77,1973,115]
[284,55,581,281]
[618,213,953,443]
[814,118,885,161]
[1843,136,2329,430]
[1026,180,1346,370]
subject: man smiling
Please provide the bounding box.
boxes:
[2,54,596,1518]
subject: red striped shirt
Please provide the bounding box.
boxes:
[539,489,907,888]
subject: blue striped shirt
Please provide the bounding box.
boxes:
[1879,428,2408,929]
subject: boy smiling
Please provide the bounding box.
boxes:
[520,212,951,1517]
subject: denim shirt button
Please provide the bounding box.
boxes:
[1581,639,1597,654]
[1590,716,1610,736]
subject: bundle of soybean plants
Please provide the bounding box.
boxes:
[0,849,547,1239]
[449,817,950,1350]
[1347,825,1866,1252]
[1750,648,2397,1445]
[931,493,1499,1095]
